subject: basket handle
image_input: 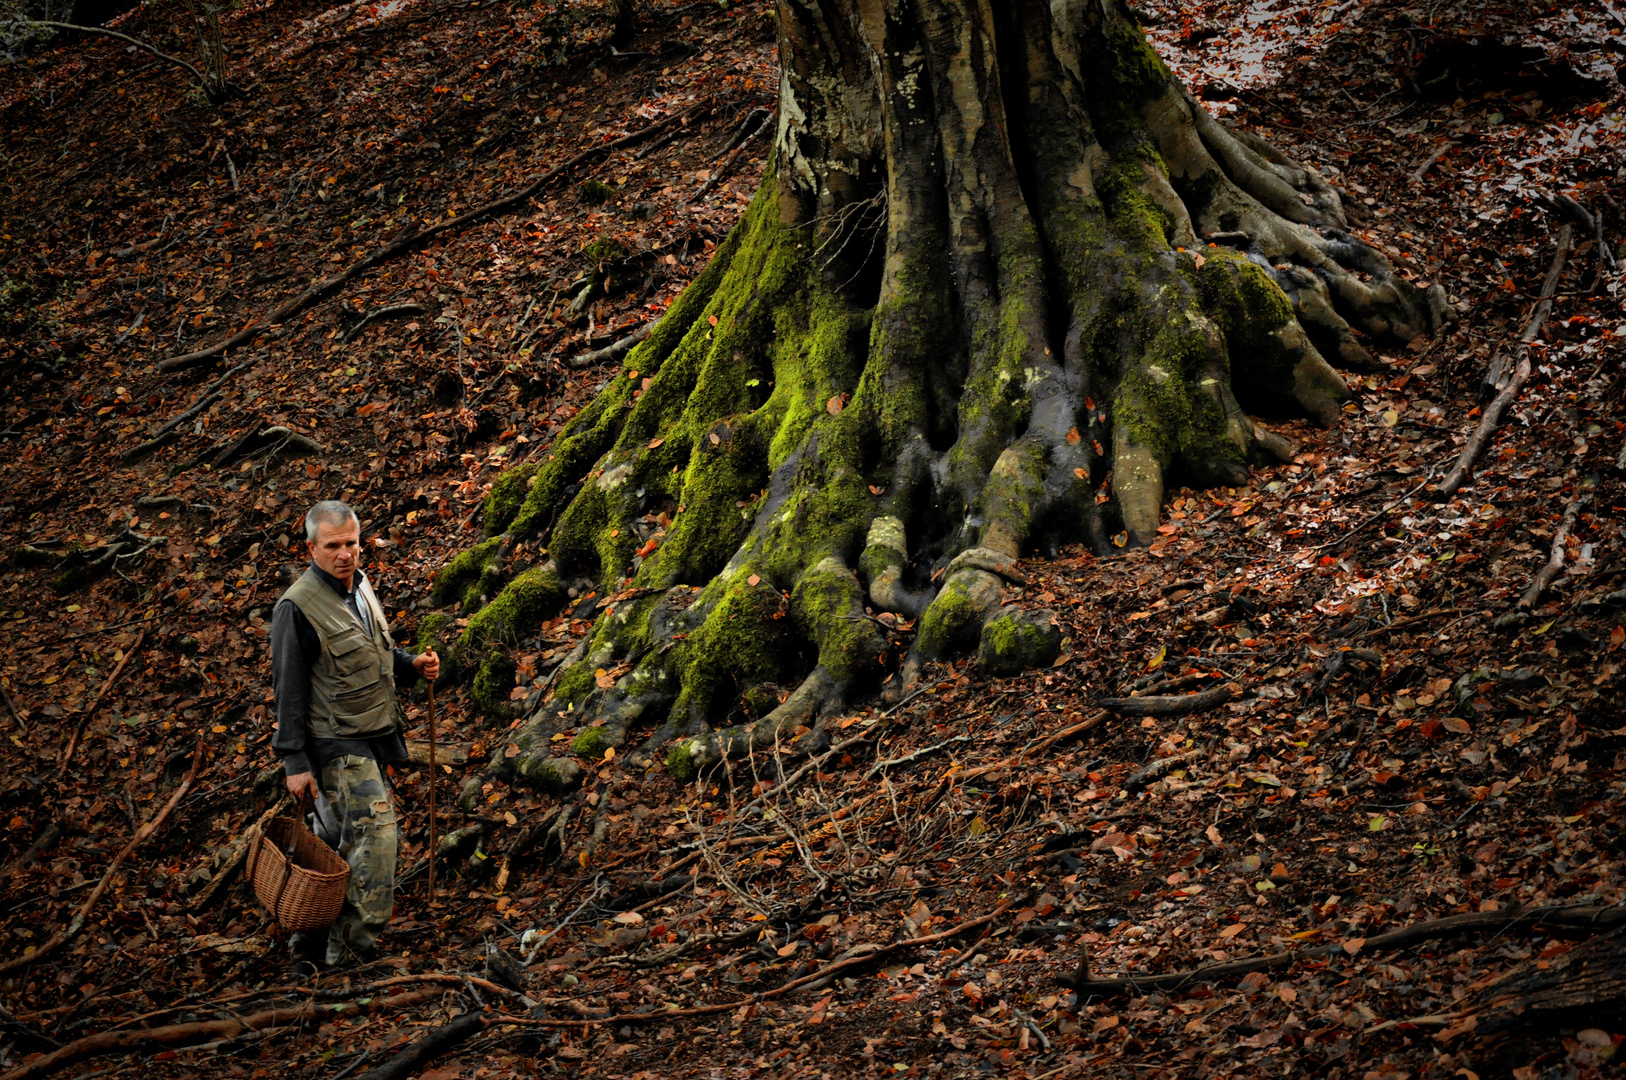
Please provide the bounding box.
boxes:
[270,790,314,925]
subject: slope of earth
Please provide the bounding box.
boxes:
[1,0,1625,1078]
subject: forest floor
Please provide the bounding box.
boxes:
[2,0,1625,1078]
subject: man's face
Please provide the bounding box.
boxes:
[308,517,361,585]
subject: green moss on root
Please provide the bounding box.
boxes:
[433,537,503,607]
[665,737,704,782]
[552,661,597,709]
[668,568,794,725]
[457,566,564,655]
[484,463,539,537]
[977,608,1063,677]
[790,557,884,684]
[1197,248,1293,355]
[472,649,518,716]
[416,611,455,663]
[1097,161,1173,249]
[571,723,614,759]
[916,576,985,659]
[514,754,583,794]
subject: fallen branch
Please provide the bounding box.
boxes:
[0,989,437,1080]
[687,108,773,205]
[341,302,428,342]
[913,710,1112,811]
[1060,901,1626,999]
[1519,496,1586,608]
[158,103,709,371]
[0,679,26,732]
[863,734,973,780]
[353,1012,484,1080]
[565,318,657,368]
[1436,224,1572,498]
[17,21,213,98]
[633,104,714,159]
[2,735,201,976]
[1,823,59,890]
[188,797,289,910]
[123,357,259,460]
[495,901,1016,1029]
[1409,140,1456,183]
[1097,682,1240,717]
[59,629,145,767]
[1355,607,1467,640]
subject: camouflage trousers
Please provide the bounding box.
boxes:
[294,755,398,965]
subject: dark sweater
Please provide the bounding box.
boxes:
[271,563,415,777]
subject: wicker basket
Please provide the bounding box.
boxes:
[246,816,349,931]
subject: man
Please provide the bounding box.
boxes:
[272,500,439,969]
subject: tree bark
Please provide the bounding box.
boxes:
[438,0,1447,784]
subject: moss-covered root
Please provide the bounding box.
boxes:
[483,463,539,537]
[977,607,1063,677]
[453,564,566,706]
[791,557,887,685]
[860,516,929,617]
[472,649,520,717]
[431,536,503,608]
[916,565,1004,660]
[511,754,585,796]
[1113,419,1166,546]
[669,665,841,778]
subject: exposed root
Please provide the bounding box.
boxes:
[438,0,1447,789]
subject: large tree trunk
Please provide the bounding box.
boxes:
[439,0,1448,783]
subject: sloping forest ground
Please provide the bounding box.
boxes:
[1,0,1625,1077]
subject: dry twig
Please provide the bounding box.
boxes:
[1062,902,1626,998]
[2,735,202,976]
[1437,224,1572,498]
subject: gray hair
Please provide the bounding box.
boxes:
[304,500,360,543]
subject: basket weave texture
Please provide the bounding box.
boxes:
[247,816,350,931]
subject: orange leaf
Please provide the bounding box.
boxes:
[1342,937,1366,955]
[826,395,846,415]
[1066,427,1081,445]
[708,314,719,326]
[868,485,886,495]
[648,437,664,449]
[747,574,761,587]
[356,401,389,417]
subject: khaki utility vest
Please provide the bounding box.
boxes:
[281,568,400,740]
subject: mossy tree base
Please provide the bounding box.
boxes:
[452,0,1447,786]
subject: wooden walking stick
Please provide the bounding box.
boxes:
[427,680,437,901]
